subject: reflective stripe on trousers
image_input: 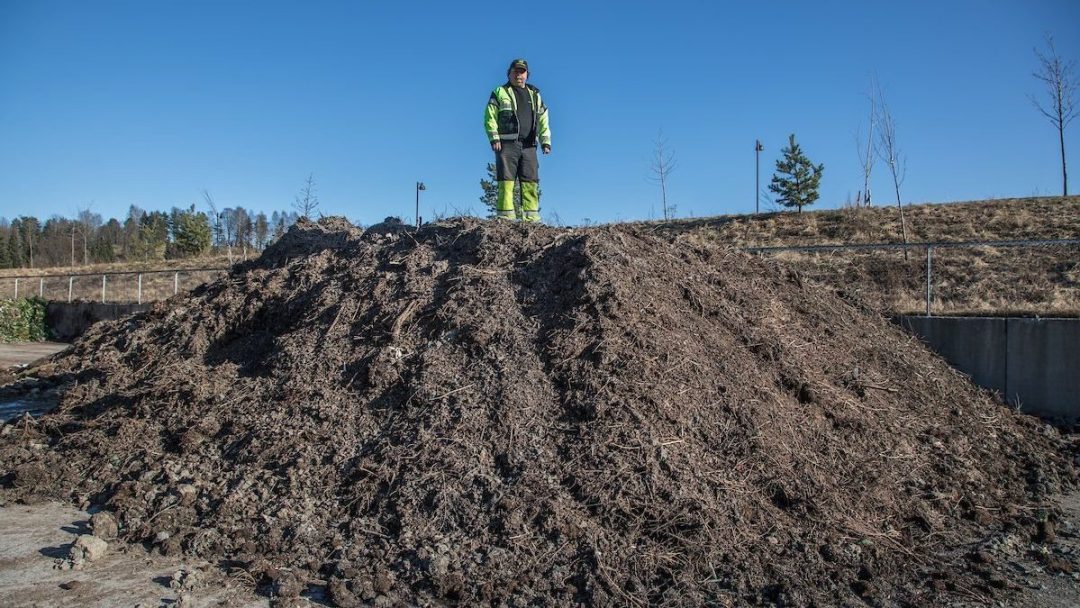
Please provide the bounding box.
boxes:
[496,181,541,222]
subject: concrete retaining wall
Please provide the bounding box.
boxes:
[897,316,1080,421]
[46,302,151,342]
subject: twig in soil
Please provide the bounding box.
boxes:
[461,266,507,276]
[229,567,258,588]
[391,300,419,340]
[593,550,647,607]
[325,302,351,337]
[433,384,475,400]
[864,384,900,393]
[146,500,178,524]
[20,413,35,440]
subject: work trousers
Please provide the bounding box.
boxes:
[494,140,540,222]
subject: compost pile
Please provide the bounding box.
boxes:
[1,217,1075,606]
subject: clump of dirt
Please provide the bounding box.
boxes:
[1,217,1075,606]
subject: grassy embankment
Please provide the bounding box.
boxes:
[673,196,1080,316]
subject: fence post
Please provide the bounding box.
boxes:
[174,271,179,296]
[13,278,18,299]
[39,278,44,298]
[68,277,74,303]
[101,275,107,304]
[925,246,933,317]
[138,273,143,305]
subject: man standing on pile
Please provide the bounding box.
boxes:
[484,58,552,222]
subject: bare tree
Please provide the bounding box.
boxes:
[254,212,269,249]
[874,87,910,258]
[1031,33,1078,196]
[233,207,252,259]
[294,173,320,219]
[855,76,878,207]
[69,222,79,267]
[648,131,677,220]
[221,209,239,253]
[76,206,101,265]
[203,190,232,265]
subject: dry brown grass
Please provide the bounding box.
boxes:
[665,196,1080,247]
[0,269,228,304]
[0,254,235,303]
[671,196,1080,316]
[755,246,1079,317]
[0,254,234,279]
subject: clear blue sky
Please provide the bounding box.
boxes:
[2,0,1078,226]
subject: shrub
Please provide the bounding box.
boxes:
[0,298,48,342]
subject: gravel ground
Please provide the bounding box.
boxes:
[0,500,266,607]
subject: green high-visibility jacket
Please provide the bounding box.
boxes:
[484,83,551,147]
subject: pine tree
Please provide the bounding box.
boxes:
[768,134,825,213]
[0,231,8,268]
[91,234,117,263]
[132,211,169,260]
[17,216,40,267]
[7,225,25,268]
[172,207,212,257]
[479,163,510,218]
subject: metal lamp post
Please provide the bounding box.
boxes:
[415,181,426,229]
[755,139,764,214]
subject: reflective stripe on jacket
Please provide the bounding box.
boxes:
[484,83,551,146]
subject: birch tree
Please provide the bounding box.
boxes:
[855,76,878,207]
[874,88,910,258]
[1031,33,1078,196]
[649,130,677,220]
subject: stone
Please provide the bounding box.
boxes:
[177,484,198,506]
[90,511,119,540]
[71,534,108,563]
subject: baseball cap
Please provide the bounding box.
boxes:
[508,58,529,72]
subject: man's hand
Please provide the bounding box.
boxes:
[491,141,501,152]
[542,144,551,155]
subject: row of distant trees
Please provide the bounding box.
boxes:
[0,205,302,270]
[1,172,325,271]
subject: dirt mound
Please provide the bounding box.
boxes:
[2,217,1075,606]
[258,215,363,263]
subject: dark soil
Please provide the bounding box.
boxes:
[1,217,1077,606]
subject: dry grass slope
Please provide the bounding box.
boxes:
[667,197,1080,316]
[662,196,1080,247]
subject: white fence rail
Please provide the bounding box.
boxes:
[1,267,229,305]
